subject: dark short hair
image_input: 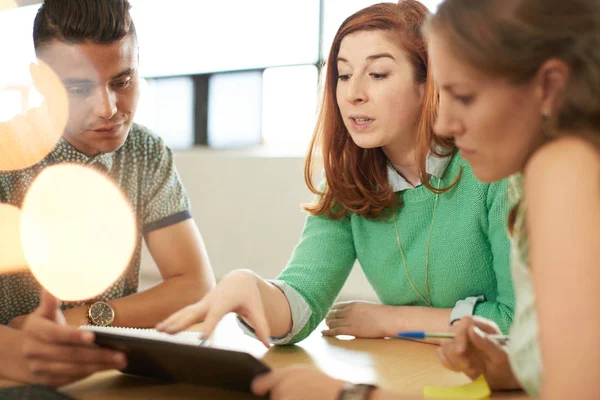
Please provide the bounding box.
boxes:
[33,0,136,53]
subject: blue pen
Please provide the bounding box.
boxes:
[397,331,509,344]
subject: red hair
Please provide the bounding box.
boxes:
[304,1,457,219]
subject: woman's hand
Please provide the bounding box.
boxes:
[323,301,393,338]
[438,316,521,390]
[156,269,273,347]
[252,366,345,400]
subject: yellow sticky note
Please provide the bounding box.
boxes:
[424,375,491,399]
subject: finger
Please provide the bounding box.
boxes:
[471,316,502,335]
[440,340,482,380]
[330,302,350,310]
[324,317,350,330]
[325,308,347,324]
[322,327,352,337]
[23,340,126,368]
[25,316,95,345]
[28,359,121,382]
[156,302,208,333]
[35,290,61,322]
[468,326,506,364]
[437,345,461,372]
[198,308,233,342]
[438,334,477,374]
[251,370,286,396]
[237,298,271,348]
[451,316,474,354]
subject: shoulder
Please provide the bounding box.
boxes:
[525,135,600,182]
[525,136,600,208]
[122,123,170,159]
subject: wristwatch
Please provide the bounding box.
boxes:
[338,383,377,400]
[87,301,115,326]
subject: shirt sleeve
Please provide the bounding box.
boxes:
[274,210,357,344]
[141,133,191,234]
[236,280,312,345]
[471,178,516,334]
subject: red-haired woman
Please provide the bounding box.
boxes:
[158,2,514,397]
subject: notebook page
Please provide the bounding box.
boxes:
[80,325,207,347]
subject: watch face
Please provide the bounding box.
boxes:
[89,301,115,326]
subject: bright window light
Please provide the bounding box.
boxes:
[134,77,194,150]
[321,0,444,59]
[0,3,39,87]
[262,65,318,149]
[208,71,262,148]
[130,0,320,78]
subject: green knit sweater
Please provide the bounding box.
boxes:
[278,153,515,343]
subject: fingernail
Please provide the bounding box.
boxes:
[82,331,94,343]
[155,322,165,330]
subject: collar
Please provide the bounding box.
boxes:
[387,151,453,192]
[48,138,115,173]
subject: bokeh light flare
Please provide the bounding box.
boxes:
[20,165,136,301]
[0,203,28,273]
[0,0,17,11]
[0,59,68,171]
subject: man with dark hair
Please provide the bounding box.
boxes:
[0,0,216,386]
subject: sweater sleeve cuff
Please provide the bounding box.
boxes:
[450,295,485,325]
[236,280,312,345]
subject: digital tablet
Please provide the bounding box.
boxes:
[82,326,270,393]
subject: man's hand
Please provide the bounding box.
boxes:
[13,290,127,387]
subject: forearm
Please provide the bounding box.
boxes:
[248,272,293,338]
[64,275,211,327]
[383,306,452,337]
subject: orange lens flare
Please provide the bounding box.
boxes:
[20,165,137,301]
[0,203,28,273]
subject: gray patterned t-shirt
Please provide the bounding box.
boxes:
[0,123,191,325]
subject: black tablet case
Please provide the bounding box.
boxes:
[93,330,270,393]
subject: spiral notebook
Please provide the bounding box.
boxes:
[80,325,207,346]
[80,325,270,393]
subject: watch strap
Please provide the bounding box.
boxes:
[338,383,377,400]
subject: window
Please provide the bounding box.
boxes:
[0,0,444,150]
[207,71,263,148]
[134,77,195,150]
[130,0,320,77]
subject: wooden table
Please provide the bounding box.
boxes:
[0,314,526,399]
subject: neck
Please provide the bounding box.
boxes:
[383,138,420,187]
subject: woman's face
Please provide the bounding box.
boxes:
[429,31,546,182]
[336,30,424,152]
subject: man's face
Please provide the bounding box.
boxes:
[37,35,140,156]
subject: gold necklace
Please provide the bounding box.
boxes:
[392,178,441,307]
